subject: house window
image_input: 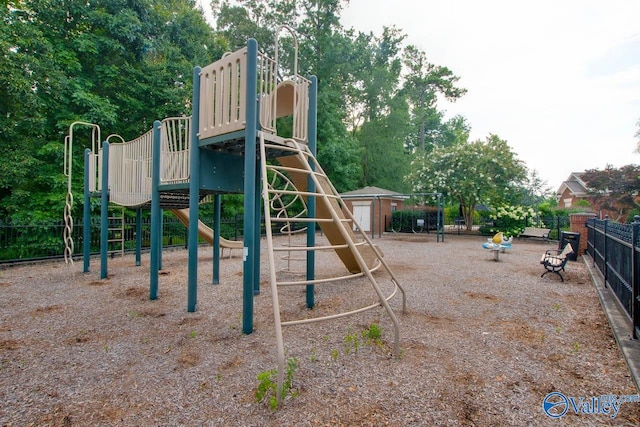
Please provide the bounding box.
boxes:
[391,203,397,212]
[564,198,572,208]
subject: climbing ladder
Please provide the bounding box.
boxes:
[107,205,125,257]
[267,167,309,273]
[258,131,406,401]
[63,122,101,265]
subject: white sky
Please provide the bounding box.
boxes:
[198,0,640,189]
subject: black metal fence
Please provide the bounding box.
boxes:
[0,214,244,264]
[475,215,570,238]
[536,215,571,240]
[586,217,640,339]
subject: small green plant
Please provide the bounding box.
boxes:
[344,331,360,355]
[556,326,562,334]
[255,357,299,410]
[331,349,339,362]
[310,349,317,363]
[127,310,139,319]
[363,323,382,343]
[189,330,197,338]
[572,342,580,353]
[553,303,561,311]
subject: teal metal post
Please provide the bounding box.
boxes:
[83,148,91,273]
[242,39,258,334]
[135,208,142,266]
[213,194,221,285]
[159,208,163,271]
[306,76,318,309]
[188,67,202,312]
[253,161,261,295]
[150,120,162,300]
[100,142,109,279]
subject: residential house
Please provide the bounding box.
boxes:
[556,172,589,209]
[556,172,621,220]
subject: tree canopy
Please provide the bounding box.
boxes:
[2,0,542,224]
[405,134,527,229]
[582,164,640,222]
[1,0,226,221]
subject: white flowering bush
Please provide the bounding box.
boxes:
[488,205,537,238]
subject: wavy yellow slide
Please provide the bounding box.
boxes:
[170,209,243,251]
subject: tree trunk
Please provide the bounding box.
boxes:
[460,201,476,231]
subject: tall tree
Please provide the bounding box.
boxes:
[438,115,471,147]
[0,2,58,218]
[519,169,553,207]
[582,164,640,221]
[405,134,527,229]
[211,0,297,53]
[297,0,363,191]
[354,27,409,190]
[0,0,225,221]
[402,45,466,152]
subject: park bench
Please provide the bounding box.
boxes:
[520,227,551,241]
[540,243,574,282]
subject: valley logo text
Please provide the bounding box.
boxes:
[543,391,640,419]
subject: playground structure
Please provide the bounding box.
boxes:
[63,28,406,400]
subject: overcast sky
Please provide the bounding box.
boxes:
[199,0,640,190]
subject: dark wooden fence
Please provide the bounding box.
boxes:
[586,217,640,339]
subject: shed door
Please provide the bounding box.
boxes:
[352,201,371,232]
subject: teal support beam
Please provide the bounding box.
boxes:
[150,120,162,300]
[135,208,142,266]
[188,66,202,312]
[306,75,318,309]
[253,160,261,295]
[213,194,221,285]
[100,142,109,279]
[159,209,163,271]
[242,39,258,334]
[83,148,91,273]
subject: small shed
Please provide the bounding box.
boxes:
[340,186,408,236]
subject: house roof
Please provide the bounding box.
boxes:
[556,172,589,197]
[340,186,407,199]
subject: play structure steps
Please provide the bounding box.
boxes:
[259,132,406,399]
[107,205,125,257]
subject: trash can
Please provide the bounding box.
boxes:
[559,231,580,261]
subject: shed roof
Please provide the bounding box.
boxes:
[340,186,407,199]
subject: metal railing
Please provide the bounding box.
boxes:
[0,214,243,265]
[586,217,640,339]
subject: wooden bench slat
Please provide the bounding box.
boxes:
[520,227,551,240]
